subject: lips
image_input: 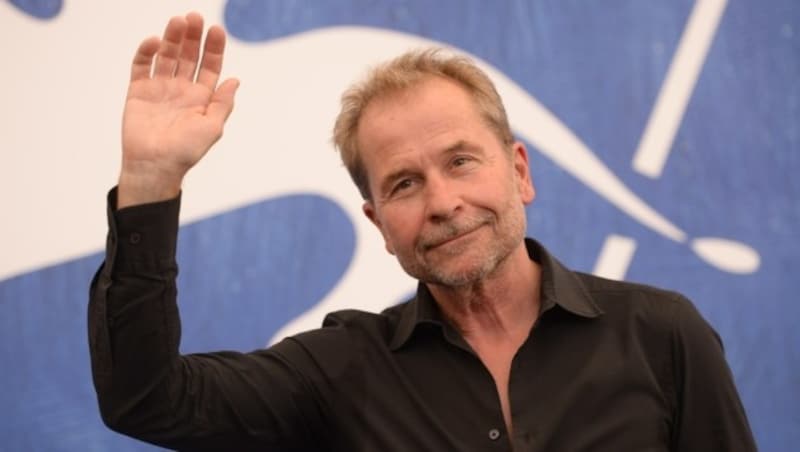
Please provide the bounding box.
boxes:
[421,223,484,251]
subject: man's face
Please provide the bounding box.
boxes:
[358,76,535,287]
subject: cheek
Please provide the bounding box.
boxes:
[467,183,510,211]
[380,207,422,250]
[383,217,412,245]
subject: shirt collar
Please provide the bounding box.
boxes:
[388,238,604,350]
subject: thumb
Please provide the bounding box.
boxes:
[207,78,240,124]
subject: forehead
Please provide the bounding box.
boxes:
[360,75,478,123]
[356,77,491,162]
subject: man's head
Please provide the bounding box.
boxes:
[334,49,535,288]
[333,48,515,201]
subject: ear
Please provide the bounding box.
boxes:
[362,201,396,255]
[512,141,536,204]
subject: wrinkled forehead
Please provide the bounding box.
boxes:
[358,77,482,147]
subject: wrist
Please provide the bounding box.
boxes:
[117,166,183,209]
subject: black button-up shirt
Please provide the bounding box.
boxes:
[89,189,756,451]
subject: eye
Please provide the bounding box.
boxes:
[392,178,414,194]
[451,155,475,168]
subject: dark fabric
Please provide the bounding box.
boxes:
[89,188,757,451]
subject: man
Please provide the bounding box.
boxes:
[89,13,757,451]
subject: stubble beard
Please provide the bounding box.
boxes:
[397,200,527,289]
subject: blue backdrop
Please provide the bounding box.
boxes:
[1,0,797,450]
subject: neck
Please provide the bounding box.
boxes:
[427,242,541,343]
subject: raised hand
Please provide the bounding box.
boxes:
[118,13,239,208]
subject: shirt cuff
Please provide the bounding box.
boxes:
[105,186,182,274]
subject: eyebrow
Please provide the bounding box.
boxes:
[442,140,477,156]
[377,141,484,196]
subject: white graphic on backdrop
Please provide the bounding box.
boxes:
[0,1,759,347]
[489,0,760,281]
[270,19,761,342]
[633,0,728,178]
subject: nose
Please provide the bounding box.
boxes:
[424,173,461,223]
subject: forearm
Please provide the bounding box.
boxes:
[88,187,187,441]
[88,188,325,449]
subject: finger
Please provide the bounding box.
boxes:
[153,16,187,79]
[207,78,240,125]
[130,37,160,81]
[196,25,226,89]
[175,12,204,80]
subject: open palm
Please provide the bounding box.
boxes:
[119,13,238,208]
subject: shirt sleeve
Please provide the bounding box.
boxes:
[88,187,329,451]
[668,294,758,451]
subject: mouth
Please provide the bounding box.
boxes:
[423,224,483,251]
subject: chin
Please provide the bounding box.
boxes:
[423,259,498,288]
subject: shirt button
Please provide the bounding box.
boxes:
[129,232,141,244]
[488,428,501,440]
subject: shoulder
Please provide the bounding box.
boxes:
[283,303,407,352]
[323,304,405,337]
[573,272,721,353]
[532,238,697,330]
[576,272,699,326]
[269,307,405,381]
[576,271,682,305]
